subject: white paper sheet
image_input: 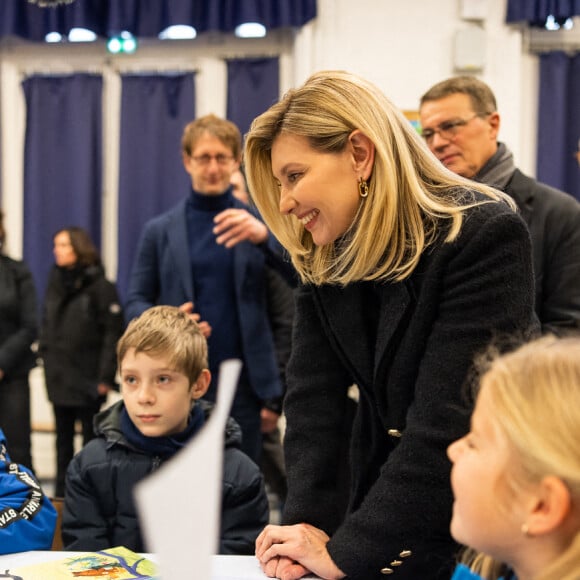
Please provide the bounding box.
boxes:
[135,359,242,580]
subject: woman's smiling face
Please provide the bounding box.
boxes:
[271,133,362,246]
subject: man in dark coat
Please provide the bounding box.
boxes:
[420,76,580,335]
[125,115,288,465]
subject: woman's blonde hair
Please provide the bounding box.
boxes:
[463,335,580,580]
[244,70,512,285]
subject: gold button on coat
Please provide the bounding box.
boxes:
[380,568,394,575]
[387,429,402,437]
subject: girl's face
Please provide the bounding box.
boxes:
[447,385,528,563]
[53,231,77,267]
[271,133,361,246]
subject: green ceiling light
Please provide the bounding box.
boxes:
[107,32,138,54]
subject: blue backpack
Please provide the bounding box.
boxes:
[0,429,57,555]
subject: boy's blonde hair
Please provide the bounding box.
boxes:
[244,70,512,286]
[464,335,580,580]
[117,306,208,385]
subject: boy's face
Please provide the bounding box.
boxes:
[120,348,207,438]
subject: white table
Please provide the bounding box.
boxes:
[0,551,323,579]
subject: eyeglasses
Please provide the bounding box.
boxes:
[190,154,235,166]
[421,113,487,144]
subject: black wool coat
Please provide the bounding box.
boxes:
[0,256,37,380]
[505,168,580,335]
[39,264,124,407]
[282,196,538,580]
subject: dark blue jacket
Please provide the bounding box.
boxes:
[125,197,284,402]
[62,400,269,555]
[0,429,57,554]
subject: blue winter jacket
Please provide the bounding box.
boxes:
[451,563,517,580]
[62,400,269,555]
[0,429,57,554]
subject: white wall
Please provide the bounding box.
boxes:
[0,0,539,269]
[291,0,538,173]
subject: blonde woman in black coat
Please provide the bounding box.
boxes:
[245,71,538,580]
[39,227,124,497]
[0,210,38,469]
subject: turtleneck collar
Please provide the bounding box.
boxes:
[188,188,234,212]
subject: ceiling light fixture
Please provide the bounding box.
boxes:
[158,25,197,40]
[235,22,267,38]
[107,31,138,54]
[27,0,77,6]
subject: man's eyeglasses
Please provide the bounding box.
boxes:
[421,113,487,144]
[191,154,234,166]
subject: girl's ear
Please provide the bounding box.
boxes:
[525,475,572,536]
[348,130,375,181]
[191,369,211,400]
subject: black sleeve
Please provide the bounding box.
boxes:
[263,268,295,413]
[219,448,269,555]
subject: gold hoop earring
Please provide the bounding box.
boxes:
[358,177,369,198]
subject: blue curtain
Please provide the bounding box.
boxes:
[116,73,195,304]
[226,57,279,139]
[0,0,317,41]
[22,73,103,304]
[537,52,580,202]
[506,0,580,25]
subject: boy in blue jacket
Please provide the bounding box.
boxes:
[0,428,57,554]
[62,305,268,555]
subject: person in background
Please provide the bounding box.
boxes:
[448,335,580,580]
[125,114,288,465]
[230,167,293,510]
[419,76,580,336]
[0,210,38,470]
[244,70,537,580]
[230,167,251,205]
[62,305,269,555]
[39,227,124,498]
[0,427,57,554]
